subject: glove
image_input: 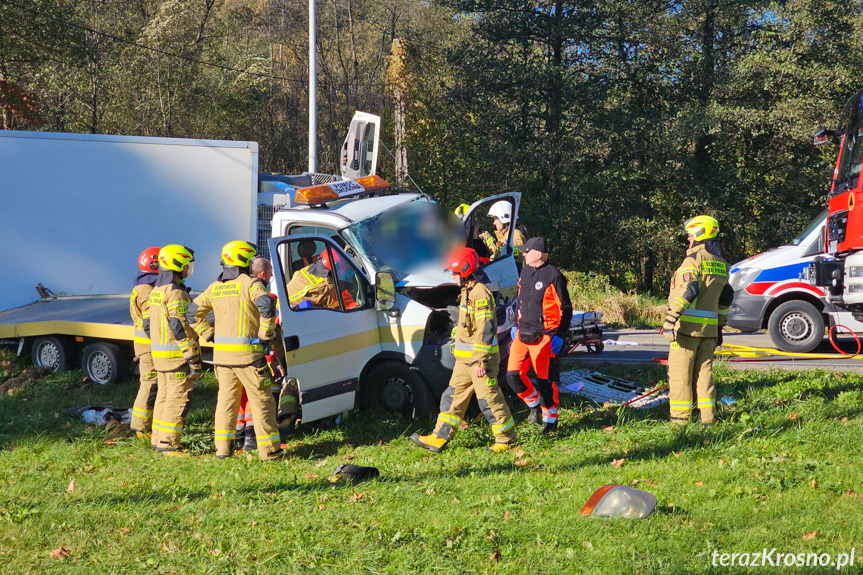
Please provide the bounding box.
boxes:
[205,331,215,343]
[188,361,203,381]
[662,322,676,343]
[551,336,564,356]
[717,331,723,347]
[260,339,272,355]
[510,326,518,342]
[298,300,312,310]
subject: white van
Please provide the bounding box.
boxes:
[727,211,863,352]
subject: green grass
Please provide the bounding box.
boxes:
[3,348,863,574]
[565,271,666,329]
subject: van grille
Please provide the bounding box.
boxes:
[257,205,276,259]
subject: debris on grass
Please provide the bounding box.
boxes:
[0,366,50,396]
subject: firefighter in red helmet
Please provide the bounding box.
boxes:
[411,247,516,453]
[129,247,160,438]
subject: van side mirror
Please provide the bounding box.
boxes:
[814,127,842,147]
[375,272,396,311]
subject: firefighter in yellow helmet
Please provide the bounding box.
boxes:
[148,244,201,456]
[483,200,526,264]
[188,241,284,460]
[129,247,160,438]
[663,216,734,426]
[286,247,340,309]
[411,247,516,453]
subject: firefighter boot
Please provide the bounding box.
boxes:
[528,406,542,425]
[410,433,447,453]
[243,430,258,453]
[541,421,558,435]
[486,442,512,453]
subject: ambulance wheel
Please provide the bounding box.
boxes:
[31,336,72,374]
[81,343,127,385]
[588,342,604,353]
[768,300,824,353]
[363,361,433,419]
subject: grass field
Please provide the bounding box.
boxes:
[2,348,863,574]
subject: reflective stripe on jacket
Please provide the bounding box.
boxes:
[149,280,199,371]
[130,283,153,356]
[191,273,276,366]
[286,262,339,309]
[665,244,731,338]
[453,280,499,368]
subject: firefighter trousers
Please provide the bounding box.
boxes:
[433,361,516,444]
[130,352,158,434]
[214,362,282,460]
[506,334,559,424]
[668,334,717,423]
[151,366,194,451]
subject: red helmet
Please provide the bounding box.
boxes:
[446,247,480,278]
[138,247,161,272]
[318,250,332,270]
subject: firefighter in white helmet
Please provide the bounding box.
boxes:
[482,200,525,264]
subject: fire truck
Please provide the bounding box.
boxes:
[806,88,863,317]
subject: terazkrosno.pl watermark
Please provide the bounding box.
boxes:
[711,549,855,570]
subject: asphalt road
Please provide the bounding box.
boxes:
[562,329,863,373]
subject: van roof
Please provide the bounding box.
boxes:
[307,192,425,223]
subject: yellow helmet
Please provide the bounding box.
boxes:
[158,244,195,273]
[221,240,257,267]
[454,203,471,220]
[683,215,719,241]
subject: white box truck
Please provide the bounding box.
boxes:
[0,118,524,422]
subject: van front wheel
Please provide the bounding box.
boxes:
[768,300,824,353]
[362,361,433,419]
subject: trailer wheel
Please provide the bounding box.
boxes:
[81,343,127,385]
[31,336,72,374]
[362,361,433,419]
[768,300,824,353]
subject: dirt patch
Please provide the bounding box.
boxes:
[0,366,51,396]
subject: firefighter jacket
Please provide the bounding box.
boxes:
[516,262,573,339]
[286,261,339,309]
[189,272,276,367]
[491,225,526,262]
[665,243,734,339]
[149,278,200,371]
[130,278,155,357]
[452,279,499,368]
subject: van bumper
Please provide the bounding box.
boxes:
[726,290,768,332]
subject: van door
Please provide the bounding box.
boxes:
[269,233,382,422]
[463,193,522,302]
[341,112,381,179]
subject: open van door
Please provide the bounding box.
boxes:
[341,112,380,179]
[269,233,382,422]
[463,193,522,302]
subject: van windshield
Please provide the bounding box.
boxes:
[789,210,827,246]
[341,198,464,283]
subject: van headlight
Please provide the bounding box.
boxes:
[729,267,760,291]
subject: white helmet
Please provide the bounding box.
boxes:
[487,201,512,224]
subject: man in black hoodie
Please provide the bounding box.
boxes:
[506,237,573,434]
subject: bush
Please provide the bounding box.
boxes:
[563,270,666,329]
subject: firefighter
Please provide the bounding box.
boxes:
[286,249,340,309]
[506,237,573,435]
[663,216,734,426]
[129,247,160,438]
[149,244,201,456]
[411,247,516,453]
[189,241,283,460]
[483,201,526,264]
